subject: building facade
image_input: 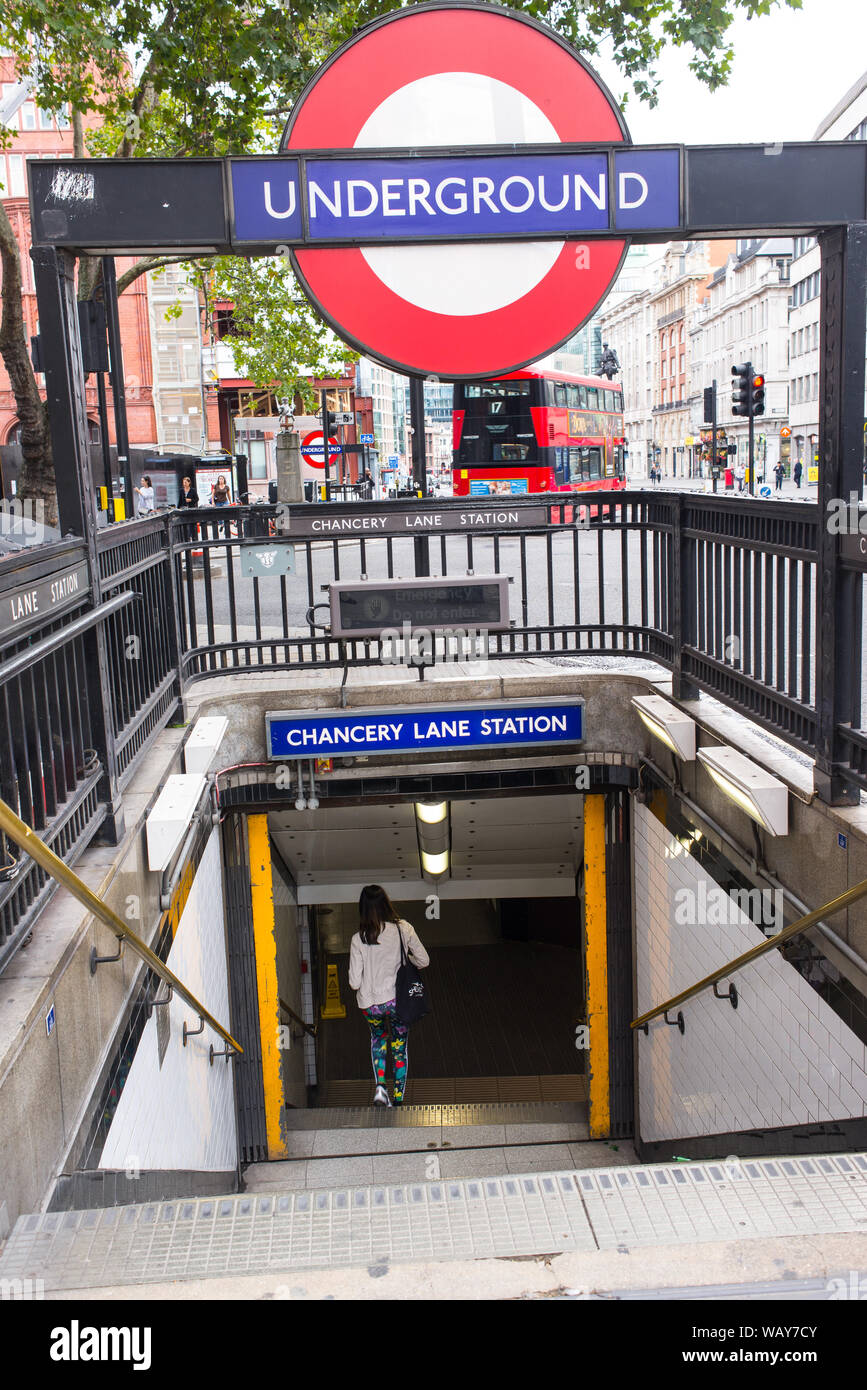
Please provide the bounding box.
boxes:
[647,241,734,479]
[690,239,793,478]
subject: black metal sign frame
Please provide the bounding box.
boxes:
[27,142,867,255]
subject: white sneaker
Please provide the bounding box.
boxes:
[373,1085,391,1107]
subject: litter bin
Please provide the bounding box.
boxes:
[724,468,734,491]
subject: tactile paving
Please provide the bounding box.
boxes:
[1,1152,865,1290]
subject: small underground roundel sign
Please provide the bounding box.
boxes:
[281,3,631,379]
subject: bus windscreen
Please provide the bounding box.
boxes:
[456,381,536,465]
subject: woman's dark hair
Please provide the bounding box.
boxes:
[143,475,152,487]
[358,884,400,945]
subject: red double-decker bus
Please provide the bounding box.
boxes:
[452,368,626,496]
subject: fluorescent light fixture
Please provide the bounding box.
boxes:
[420,849,449,876]
[698,746,788,836]
[632,695,696,761]
[414,801,447,824]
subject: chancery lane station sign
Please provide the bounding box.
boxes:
[28,2,867,382]
[266,700,584,760]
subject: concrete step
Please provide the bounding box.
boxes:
[244,1137,629,1193]
[317,1074,587,1106]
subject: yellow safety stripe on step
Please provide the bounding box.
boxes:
[248,814,287,1160]
[584,795,609,1139]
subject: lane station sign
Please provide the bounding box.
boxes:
[266,699,584,760]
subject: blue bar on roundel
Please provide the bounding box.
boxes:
[231,159,303,242]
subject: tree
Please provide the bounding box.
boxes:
[201,256,355,408]
[0,0,803,522]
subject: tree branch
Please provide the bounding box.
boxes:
[114,254,211,297]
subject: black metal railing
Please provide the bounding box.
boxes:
[165,494,820,764]
[0,488,850,975]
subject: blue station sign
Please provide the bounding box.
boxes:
[229,147,681,248]
[266,700,583,760]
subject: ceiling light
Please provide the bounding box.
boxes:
[415,801,447,824]
[632,695,696,761]
[698,746,788,836]
[420,849,449,876]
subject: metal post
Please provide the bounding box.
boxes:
[320,388,330,500]
[670,492,699,701]
[409,375,429,574]
[748,410,755,495]
[711,379,718,494]
[101,258,133,518]
[814,223,867,805]
[30,245,125,840]
[95,370,114,520]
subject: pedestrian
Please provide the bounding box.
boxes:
[178,475,199,508]
[735,462,745,493]
[211,474,231,507]
[178,474,199,542]
[348,885,429,1107]
[793,460,802,489]
[774,462,784,492]
[359,468,374,499]
[134,475,155,515]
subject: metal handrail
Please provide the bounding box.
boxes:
[279,996,317,1039]
[631,875,867,1031]
[0,795,243,1055]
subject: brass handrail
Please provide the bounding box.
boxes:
[279,996,317,1039]
[631,875,867,1031]
[0,796,243,1055]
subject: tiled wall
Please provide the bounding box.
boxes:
[634,803,867,1143]
[272,859,307,1109]
[100,832,237,1170]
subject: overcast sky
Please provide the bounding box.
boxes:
[594,0,866,145]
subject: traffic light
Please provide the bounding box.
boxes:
[326,411,338,432]
[703,385,715,424]
[731,363,751,416]
[750,373,765,417]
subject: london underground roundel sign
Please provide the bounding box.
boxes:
[282,2,630,380]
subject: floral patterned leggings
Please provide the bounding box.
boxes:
[363,1000,408,1103]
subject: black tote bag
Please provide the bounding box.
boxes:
[394,925,430,1026]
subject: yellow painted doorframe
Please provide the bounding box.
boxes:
[248,813,287,1160]
[584,794,609,1138]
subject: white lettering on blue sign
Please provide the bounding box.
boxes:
[267,703,582,759]
[230,149,680,245]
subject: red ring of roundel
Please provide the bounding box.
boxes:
[284,6,628,379]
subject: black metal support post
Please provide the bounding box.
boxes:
[95,370,114,519]
[320,389,331,500]
[670,493,699,701]
[409,376,429,575]
[101,258,133,519]
[30,246,125,840]
[711,379,718,494]
[748,411,755,495]
[814,223,867,805]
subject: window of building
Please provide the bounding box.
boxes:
[20,101,35,130]
[38,108,54,130]
[812,372,818,400]
[6,152,25,196]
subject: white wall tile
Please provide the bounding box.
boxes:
[100,832,237,1171]
[634,803,867,1143]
